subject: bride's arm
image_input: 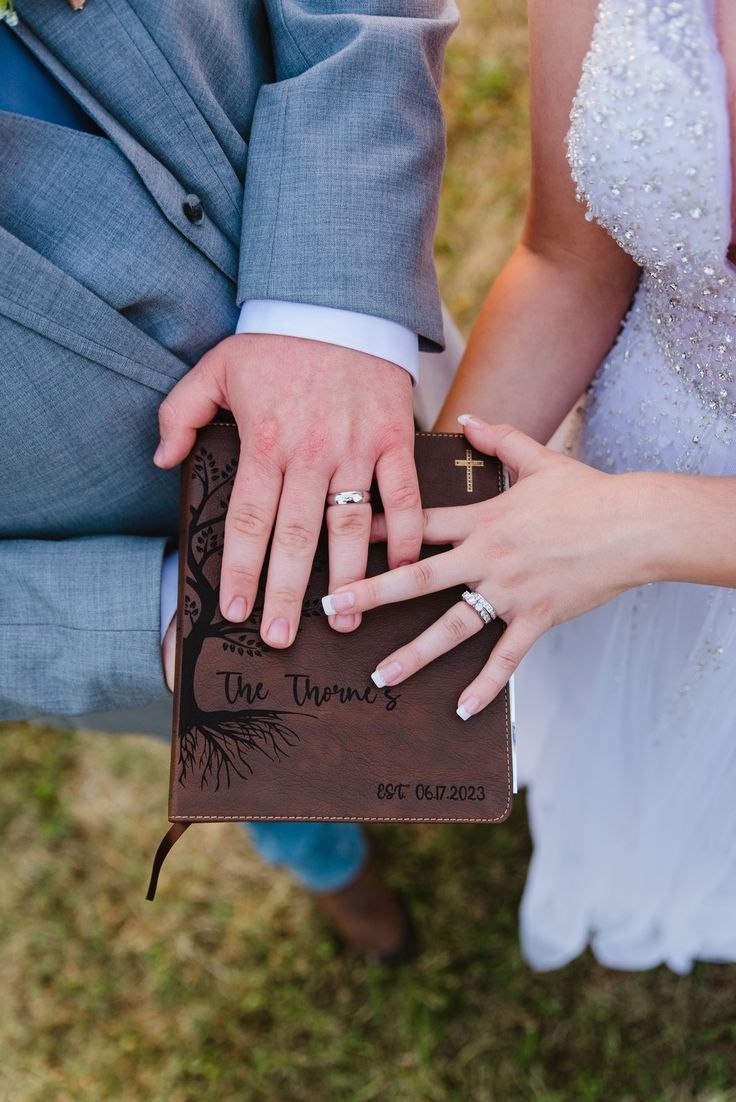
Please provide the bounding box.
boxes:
[320,421,736,718]
[436,0,641,439]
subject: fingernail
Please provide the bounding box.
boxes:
[457,413,483,428]
[371,661,402,688]
[456,695,480,721]
[153,440,166,466]
[321,592,355,615]
[266,618,290,646]
[334,614,356,630]
[225,596,247,621]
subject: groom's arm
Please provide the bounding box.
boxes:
[238,0,457,347]
[155,0,457,649]
[0,536,170,719]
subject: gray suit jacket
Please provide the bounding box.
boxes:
[0,0,456,719]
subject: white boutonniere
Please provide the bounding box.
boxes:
[0,0,18,26]
[1,0,87,22]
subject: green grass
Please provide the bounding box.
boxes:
[2,724,736,1102]
[2,2,736,1100]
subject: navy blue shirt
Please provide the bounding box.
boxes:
[0,22,98,132]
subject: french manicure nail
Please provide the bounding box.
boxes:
[226,596,247,621]
[456,695,480,721]
[334,614,355,630]
[321,592,355,615]
[266,618,290,646]
[153,440,166,466]
[371,661,402,688]
[457,413,483,428]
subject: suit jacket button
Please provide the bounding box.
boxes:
[182,194,204,225]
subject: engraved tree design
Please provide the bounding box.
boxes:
[177,443,318,791]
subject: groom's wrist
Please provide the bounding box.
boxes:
[236,300,420,384]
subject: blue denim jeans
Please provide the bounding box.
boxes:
[245,822,368,892]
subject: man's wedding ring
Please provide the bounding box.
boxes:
[326,490,372,506]
[462,589,498,625]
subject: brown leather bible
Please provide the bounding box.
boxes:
[147,424,514,898]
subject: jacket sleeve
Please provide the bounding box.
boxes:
[238,0,458,351]
[0,535,170,720]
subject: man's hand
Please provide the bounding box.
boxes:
[154,333,421,646]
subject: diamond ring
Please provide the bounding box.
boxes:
[326,491,372,506]
[461,589,498,625]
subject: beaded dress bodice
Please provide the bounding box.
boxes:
[567,0,736,465]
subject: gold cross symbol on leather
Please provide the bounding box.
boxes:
[455,448,485,493]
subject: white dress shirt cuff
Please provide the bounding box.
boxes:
[236,300,419,384]
[160,549,179,642]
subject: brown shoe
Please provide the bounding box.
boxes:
[314,861,417,964]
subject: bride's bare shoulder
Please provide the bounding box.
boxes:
[524,0,631,274]
[526,0,601,183]
[527,0,599,106]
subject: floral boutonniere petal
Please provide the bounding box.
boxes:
[0,0,88,21]
[0,0,18,27]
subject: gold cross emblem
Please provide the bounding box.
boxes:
[455,448,484,493]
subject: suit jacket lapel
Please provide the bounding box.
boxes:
[0,227,188,394]
[12,0,241,278]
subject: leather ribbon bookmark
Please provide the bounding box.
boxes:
[146,822,191,901]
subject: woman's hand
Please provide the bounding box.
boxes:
[321,416,656,719]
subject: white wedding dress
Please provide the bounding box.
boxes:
[516,0,736,972]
